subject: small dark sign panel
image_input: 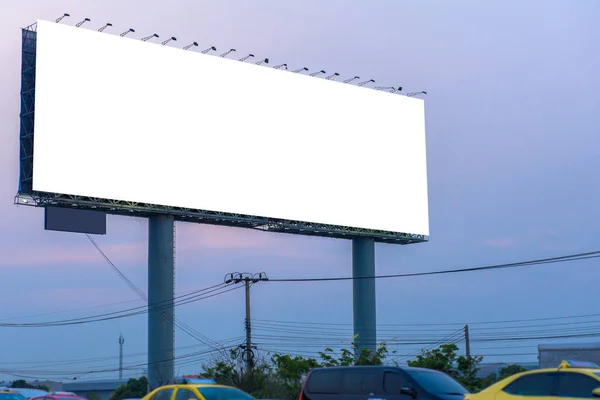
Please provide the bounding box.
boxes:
[44,206,107,235]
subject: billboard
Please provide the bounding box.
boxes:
[19,19,429,242]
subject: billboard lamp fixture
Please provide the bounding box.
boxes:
[55,13,70,23]
[292,67,309,73]
[75,18,91,28]
[161,37,177,45]
[98,23,112,32]
[325,72,340,80]
[183,42,199,50]
[219,48,236,57]
[120,28,135,37]
[141,33,160,41]
[406,91,427,97]
[201,46,217,54]
[309,70,327,77]
[357,79,375,87]
[273,63,287,70]
[238,54,255,62]
[255,58,269,65]
[374,86,402,93]
[343,76,360,83]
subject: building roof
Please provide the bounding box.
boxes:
[62,379,130,392]
[539,343,600,350]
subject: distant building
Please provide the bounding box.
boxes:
[26,380,63,391]
[538,343,600,368]
[62,379,130,400]
[476,362,538,379]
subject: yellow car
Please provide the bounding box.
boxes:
[142,383,254,400]
[467,360,600,400]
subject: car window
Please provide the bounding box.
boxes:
[175,389,199,400]
[384,372,409,394]
[556,372,600,398]
[503,373,555,396]
[361,372,381,394]
[152,389,174,400]
[340,371,363,394]
[195,387,254,400]
[306,370,343,394]
[338,371,380,394]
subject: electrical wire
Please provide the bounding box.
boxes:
[0,344,235,378]
[265,250,600,282]
[0,283,241,327]
[0,336,244,369]
[249,320,600,340]
[251,309,600,327]
[86,234,230,351]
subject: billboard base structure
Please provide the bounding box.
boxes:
[147,215,175,388]
[14,192,427,245]
[352,237,377,355]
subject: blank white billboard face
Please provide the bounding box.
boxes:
[32,19,429,236]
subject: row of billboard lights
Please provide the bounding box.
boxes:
[53,13,427,98]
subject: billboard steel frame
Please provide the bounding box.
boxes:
[16,23,427,246]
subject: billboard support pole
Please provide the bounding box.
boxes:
[352,237,377,356]
[148,214,175,389]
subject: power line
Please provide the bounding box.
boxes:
[86,234,229,352]
[0,344,236,379]
[265,250,600,282]
[0,336,244,368]
[251,309,600,327]
[249,319,600,339]
[0,283,241,327]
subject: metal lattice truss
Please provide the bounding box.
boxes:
[15,24,428,245]
[19,24,37,194]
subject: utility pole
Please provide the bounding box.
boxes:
[119,333,125,379]
[225,272,268,372]
[464,324,471,359]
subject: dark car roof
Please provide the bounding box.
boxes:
[309,365,443,373]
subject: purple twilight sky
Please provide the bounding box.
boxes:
[0,0,599,382]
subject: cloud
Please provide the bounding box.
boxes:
[0,222,339,269]
[481,237,519,248]
[15,286,144,311]
[0,240,146,268]
[176,223,338,261]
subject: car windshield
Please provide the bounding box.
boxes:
[0,393,28,400]
[408,370,470,395]
[195,387,254,400]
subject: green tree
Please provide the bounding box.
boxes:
[10,380,32,389]
[407,343,483,392]
[9,380,49,391]
[319,342,391,367]
[86,392,102,400]
[498,364,527,380]
[479,373,497,390]
[271,354,321,399]
[108,377,148,400]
